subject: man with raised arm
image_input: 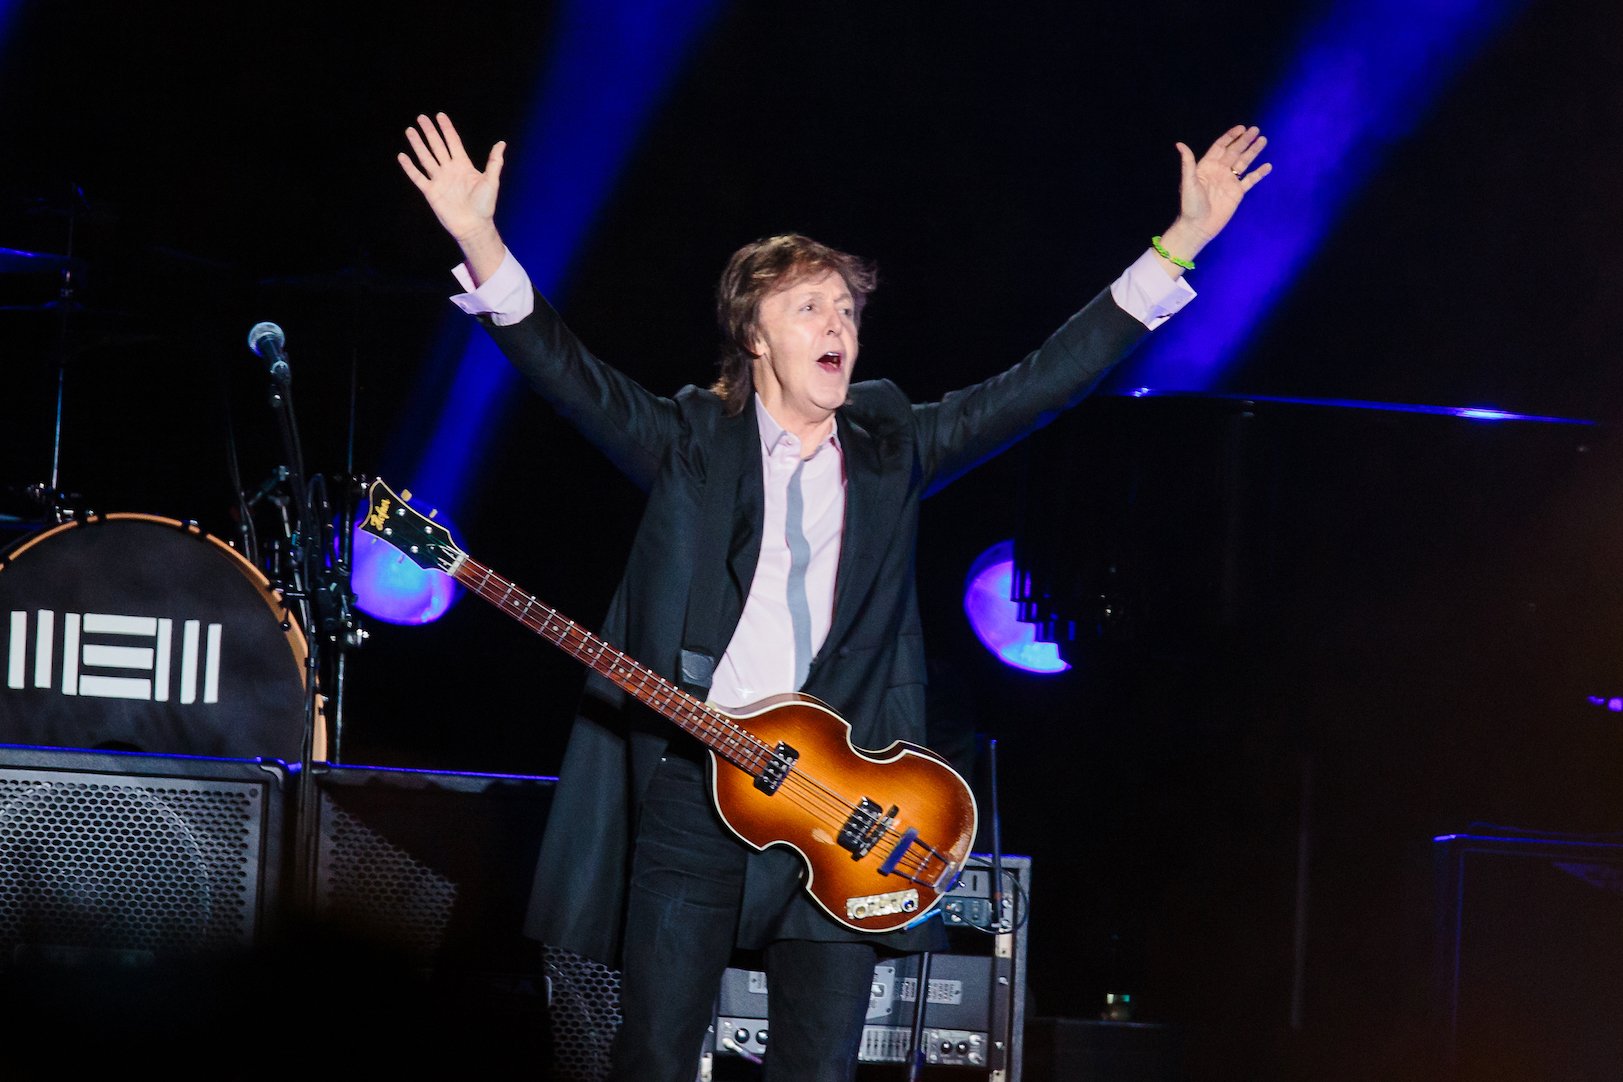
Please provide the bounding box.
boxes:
[399,112,1269,1082]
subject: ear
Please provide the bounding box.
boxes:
[749,352,776,394]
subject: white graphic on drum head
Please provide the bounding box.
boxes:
[6,610,223,704]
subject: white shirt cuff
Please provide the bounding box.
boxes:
[450,248,535,326]
[1110,247,1197,330]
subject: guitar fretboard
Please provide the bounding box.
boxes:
[450,555,773,774]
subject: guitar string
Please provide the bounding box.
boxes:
[463,566,855,808]
[377,501,946,897]
[454,558,952,886]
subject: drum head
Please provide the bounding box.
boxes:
[0,514,310,761]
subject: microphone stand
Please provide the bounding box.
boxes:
[251,328,367,919]
[988,737,1006,937]
[324,328,369,766]
[261,355,323,916]
[323,472,362,765]
[245,321,368,933]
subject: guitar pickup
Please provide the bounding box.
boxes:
[838,798,897,859]
[754,741,798,795]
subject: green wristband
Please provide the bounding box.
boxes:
[1151,235,1195,270]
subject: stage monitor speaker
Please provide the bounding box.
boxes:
[1434,832,1623,1081]
[0,742,287,969]
[706,853,1032,1081]
[0,742,287,1050]
[305,762,597,1077]
[308,762,557,974]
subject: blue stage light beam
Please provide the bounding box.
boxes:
[1116,0,1528,392]
[357,0,724,626]
[409,0,725,509]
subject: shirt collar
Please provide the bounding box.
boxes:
[753,394,840,458]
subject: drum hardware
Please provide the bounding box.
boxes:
[2,481,91,526]
[0,246,84,277]
[0,182,105,525]
[229,465,293,575]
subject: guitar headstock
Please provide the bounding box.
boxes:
[359,478,464,573]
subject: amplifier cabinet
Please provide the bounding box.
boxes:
[0,742,287,968]
[1434,832,1623,1081]
[0,742,289,1054]
[308,762,557,972]
[706,853,1031,1081]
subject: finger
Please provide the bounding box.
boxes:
[417,113,453,165]
[1212,125,1258,172]
[484,140,507,184]
[404,126,437,174]
[1240,161,1274,192]
[437,112,468,162]
[1175,141,1197,187]
[1233,133,1268,174]
[1204,124,1247,161]
[396,151,431,193]
[1228,125,1262,166]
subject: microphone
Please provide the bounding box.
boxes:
[247,321,290,380]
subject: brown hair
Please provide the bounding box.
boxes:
[711,233,878,416]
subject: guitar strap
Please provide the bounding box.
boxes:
[677,407,764,698]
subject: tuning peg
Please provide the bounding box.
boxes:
[428,508,439,519]
[401,488,412,501]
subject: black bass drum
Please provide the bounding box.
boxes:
[0,513,314,762]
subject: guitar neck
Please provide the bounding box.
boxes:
[448,554,765,767]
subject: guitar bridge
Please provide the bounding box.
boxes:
[838,798,897,859]
[754,741,798,795]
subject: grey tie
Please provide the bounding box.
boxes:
[784,459,813,690]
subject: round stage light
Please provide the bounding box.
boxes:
[962,540,1070,675]
[351,521,458,626]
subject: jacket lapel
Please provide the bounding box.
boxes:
[822,412,894,652]
[680,406,763,684]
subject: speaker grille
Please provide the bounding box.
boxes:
[544,944,622,1082]
[314,794,457,958]
[0,770,268,964]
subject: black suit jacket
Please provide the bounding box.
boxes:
[482,284,1150,965]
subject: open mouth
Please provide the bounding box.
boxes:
[817,351,843,373]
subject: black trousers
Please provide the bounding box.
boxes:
[608,754,878,1082]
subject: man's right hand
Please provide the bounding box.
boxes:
[398,112,508,287]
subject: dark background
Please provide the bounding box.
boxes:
[2,2,1622,1079]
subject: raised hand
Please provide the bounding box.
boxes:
[1156,125,1272,271]
[398,112,507,283]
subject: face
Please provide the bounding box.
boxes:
[749,268,860,433]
